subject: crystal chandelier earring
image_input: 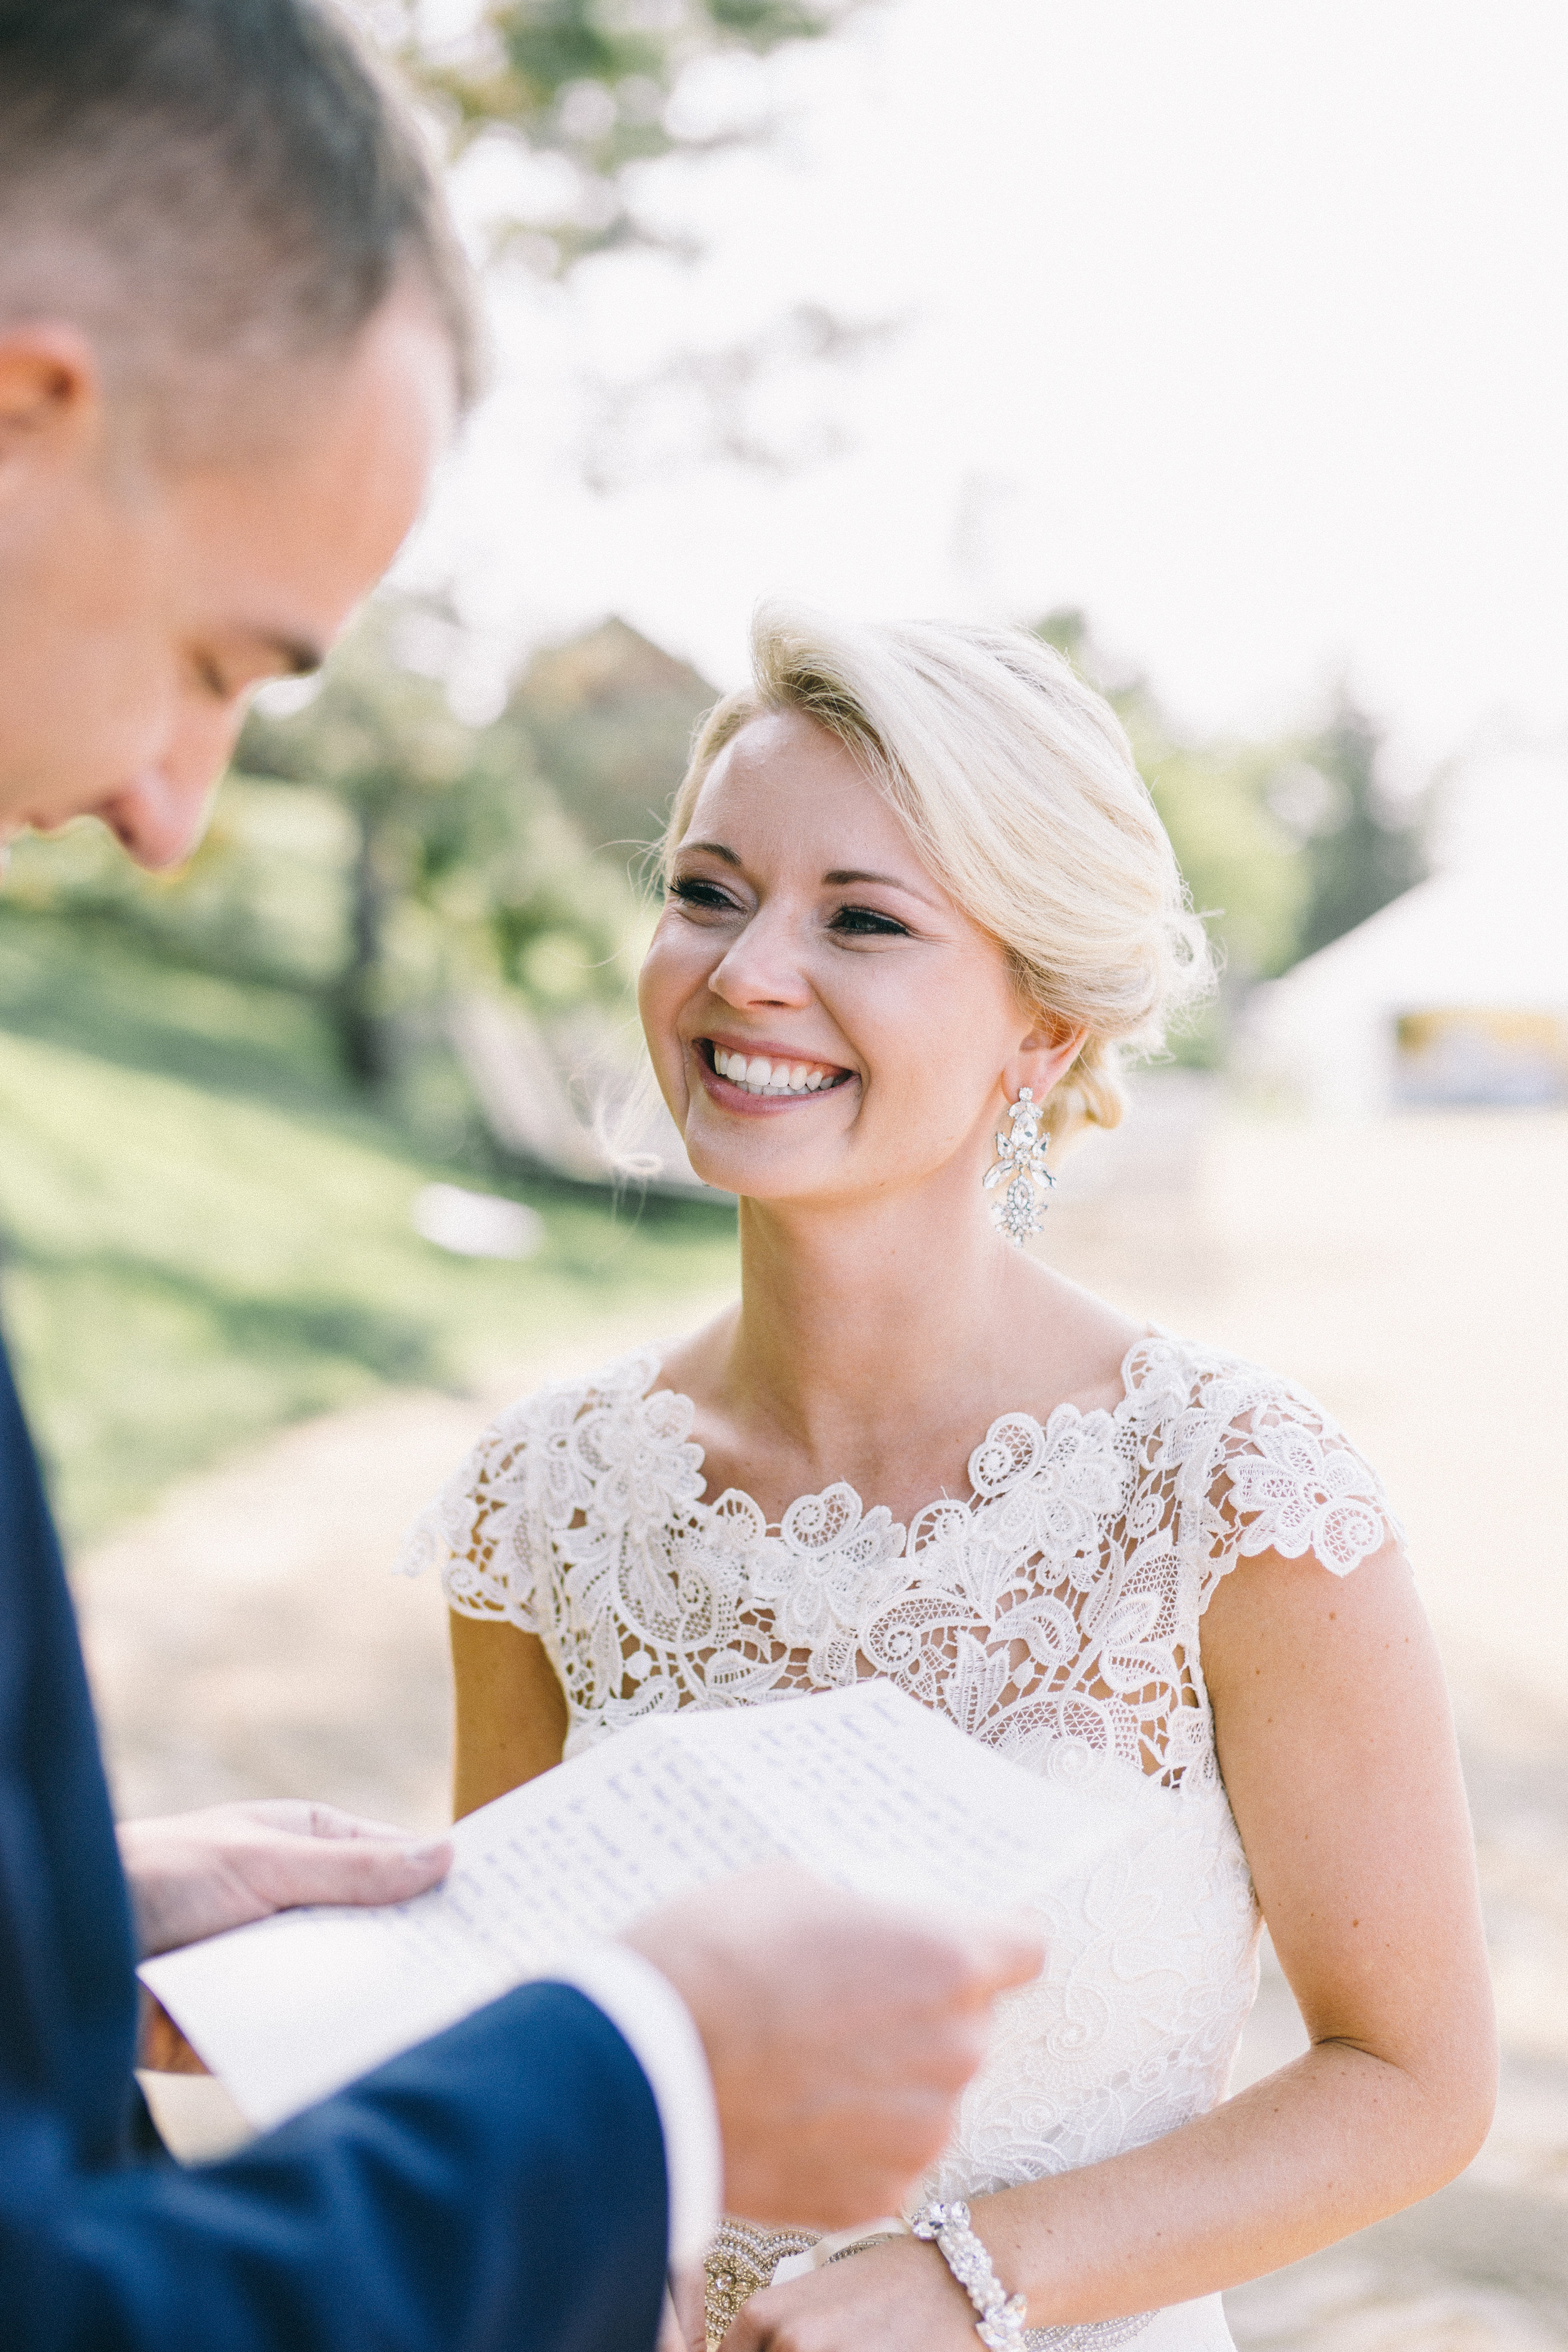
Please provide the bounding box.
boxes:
[982,1086,1055,1245]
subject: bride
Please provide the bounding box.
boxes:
[402,607,1495,2350]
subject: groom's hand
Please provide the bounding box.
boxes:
[118,1800,453,1959]
[625,1865,1044,2230]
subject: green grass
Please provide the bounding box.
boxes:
[0,910,737,1546]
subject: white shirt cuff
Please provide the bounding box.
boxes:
[545,1944,722,2272]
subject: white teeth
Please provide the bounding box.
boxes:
[712,1045,842,1097]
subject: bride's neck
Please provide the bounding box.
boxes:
[727,1168,1023,1448]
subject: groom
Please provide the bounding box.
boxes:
[0,5,1041,2346]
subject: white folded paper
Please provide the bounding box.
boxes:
[142,1682,1132,2132]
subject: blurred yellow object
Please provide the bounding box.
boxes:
[1395,1008,1568,1108]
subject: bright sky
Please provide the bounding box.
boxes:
[412,0,1568,780]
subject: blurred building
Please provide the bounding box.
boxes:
[506,616,716,866]
[1243,751,1568,1115]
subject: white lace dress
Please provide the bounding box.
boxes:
[400,1332,1401,2352]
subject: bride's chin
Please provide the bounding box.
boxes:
[684,1153,816,1202]
[679,1127,835,1201]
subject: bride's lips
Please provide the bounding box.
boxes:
[692,1035,857,1112]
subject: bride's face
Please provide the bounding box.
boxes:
[638,709,1066,1210]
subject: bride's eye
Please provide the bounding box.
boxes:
[829,904,910,938]
[670,876,740,913]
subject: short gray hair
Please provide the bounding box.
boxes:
[0,0,480,443]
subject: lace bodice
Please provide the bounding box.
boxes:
[400,1331,1401,2351]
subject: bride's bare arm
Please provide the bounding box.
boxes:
[726,1540,1496,2348]
[449,1613,568,1818]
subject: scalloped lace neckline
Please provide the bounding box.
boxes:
[636,1328,1159,1542]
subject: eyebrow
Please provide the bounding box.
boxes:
[679,842,941,908]
[822,867,937,903]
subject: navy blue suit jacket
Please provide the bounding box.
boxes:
[0,1335,669,2349]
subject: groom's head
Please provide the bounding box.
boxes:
[0,0,476,869]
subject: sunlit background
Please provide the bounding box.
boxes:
[422,0,1568,764]
[1,5,1564,2341]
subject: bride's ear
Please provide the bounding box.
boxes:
[1002,1016,1086,1110]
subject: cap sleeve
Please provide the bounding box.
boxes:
[1188,1364,1405,1610]
[1121,1342,1405,1612]
[394,1394,553,1629]
[393,1348,670,1631]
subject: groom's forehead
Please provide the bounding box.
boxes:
[161,291,456,640]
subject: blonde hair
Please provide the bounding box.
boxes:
[660,602,1214,1140]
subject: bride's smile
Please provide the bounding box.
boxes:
[702,1044,850,1098]
[640,706,1082,1211]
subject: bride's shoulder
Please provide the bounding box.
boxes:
[1118,1326,1323,1414]
[393,1345,685,1582]
[471,1343,671,1454]
[1122,1329,1404,1583]
[1121,1327,1325,1417]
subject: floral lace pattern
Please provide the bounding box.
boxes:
[400,1332,1400,2351]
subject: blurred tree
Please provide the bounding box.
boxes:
[380,1,891,477]
[1035,609,1308,1000]
[389,0,871,274]
[238,612,480,1083]
[236,604,637,1084]
[1032,613,1431,1027]
[1139,736,1309,987]
[1290,694,1429,964]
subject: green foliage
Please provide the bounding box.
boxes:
[0,910,735,1544]
[233,601,644,1081]
[408,1,857,153]
[1292,698,1429,964]
[396,0,868,271]
[10,603,668,1097]
[1032,610,1430,1003]
[1,779,353,995]
[236,615,479,817]
[1135,734,1309,984]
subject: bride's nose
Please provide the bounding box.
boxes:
[708,906,813,1011]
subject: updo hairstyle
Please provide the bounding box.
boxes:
[660,603,1214,1141]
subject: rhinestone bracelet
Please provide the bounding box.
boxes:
[911,2199,1028,2352]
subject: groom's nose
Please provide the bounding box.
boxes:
[95,703,239,868]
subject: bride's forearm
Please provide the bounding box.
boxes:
[971,2038,1493,2327]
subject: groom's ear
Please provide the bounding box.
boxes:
[0,326,103,490]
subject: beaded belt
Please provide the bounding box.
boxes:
[703,2221,821,2346]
